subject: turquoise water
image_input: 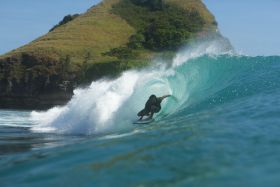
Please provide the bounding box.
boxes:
[1,47,280,186]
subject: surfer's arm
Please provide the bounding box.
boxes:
[158,95,171,102]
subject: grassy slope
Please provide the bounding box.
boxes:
[2,0,135,64]
[0,0,216,82]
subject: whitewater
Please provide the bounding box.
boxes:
[30,39,233,135]
[1,39,280,187]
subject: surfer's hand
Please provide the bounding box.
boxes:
[161,95,171,100]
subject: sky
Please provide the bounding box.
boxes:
[204,0,280,56]
[0,0,280,56]
[0,0,99,55]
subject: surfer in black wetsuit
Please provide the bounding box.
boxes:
[137,94,171,120]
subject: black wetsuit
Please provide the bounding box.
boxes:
[138,95,161,117]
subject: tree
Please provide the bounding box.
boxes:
[131,0,163,10]
[49,14,79,32]
[128,33,145,49]
[60,55,71,79]
[103,47,134,59]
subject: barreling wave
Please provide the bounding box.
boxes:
[30,39,280,135]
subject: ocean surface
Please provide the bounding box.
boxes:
[1,40,280,187]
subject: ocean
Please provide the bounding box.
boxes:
[0,40,280,187]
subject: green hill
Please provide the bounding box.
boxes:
[0,0,219,109]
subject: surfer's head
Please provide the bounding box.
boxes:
[149,95,156,99]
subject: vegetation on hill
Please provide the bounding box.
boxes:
[49,14,79,32]
[103,0,207,64]
[0,0,219,109]
[111,0,205,51]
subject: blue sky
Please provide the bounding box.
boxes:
[0,0,279,56]
[0,0,99,55]
[204,0,280,56]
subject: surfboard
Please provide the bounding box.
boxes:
[133,118,155,124]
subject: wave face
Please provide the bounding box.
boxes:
[30,39,280,135]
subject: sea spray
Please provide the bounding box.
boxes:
[31,70,174,134]
[31,39,233,135]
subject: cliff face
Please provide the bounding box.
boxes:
[0,0,220,109]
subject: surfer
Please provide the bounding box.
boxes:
[137,94,171,120]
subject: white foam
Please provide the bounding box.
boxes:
[173,39,234,67]
[30,39,232,135]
